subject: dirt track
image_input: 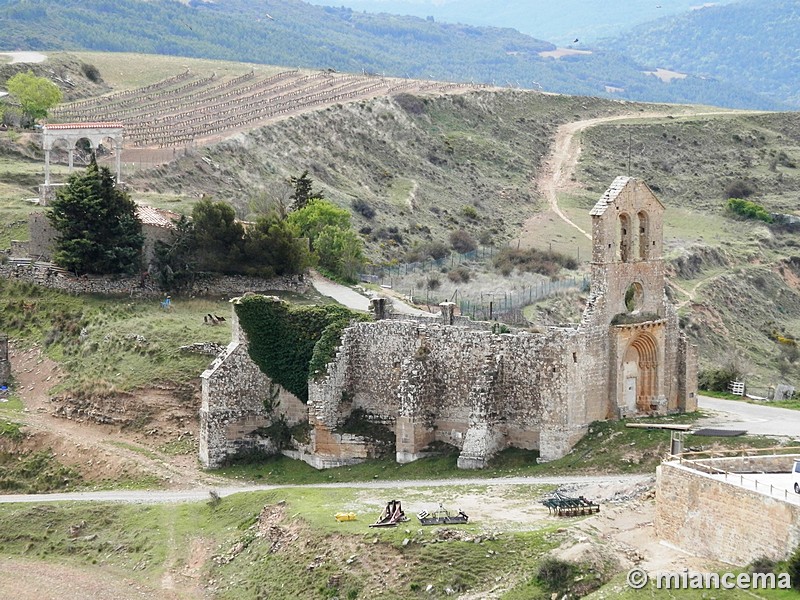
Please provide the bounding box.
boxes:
[519,108,761,249]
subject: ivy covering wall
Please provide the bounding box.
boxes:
[235,296,370,403]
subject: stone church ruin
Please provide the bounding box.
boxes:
[199,177,698,469]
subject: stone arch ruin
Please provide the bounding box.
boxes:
[199,176,698,469]
[41,122,123,203]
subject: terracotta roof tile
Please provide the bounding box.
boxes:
[136,205,181,229]
[44,122,124,130]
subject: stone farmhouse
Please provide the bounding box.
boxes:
[200,176,698,469]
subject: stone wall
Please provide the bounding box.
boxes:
[305,318,586,467]
[0,262,308,299]
[27,212,56,261]
[199,307,308,468]
[655,460,800,565]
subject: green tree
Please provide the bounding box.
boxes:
[6,70,62,126]
[191,199,245,273]
[288,170,324,211]
[243,213,310,277]
[313,225,365,282]
[287,199,351,244]
[153,214,196,290]
[47,157,143,274]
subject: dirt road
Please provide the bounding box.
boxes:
[0,473,649,504]
[524,109,760,246]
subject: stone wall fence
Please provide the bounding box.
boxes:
[0,262,308,299]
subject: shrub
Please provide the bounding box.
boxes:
[461,205,478,220]
[727,198,773,223]
[449,229,477,254]
[724,179,755,199]
[536,557,576,594]
[493,247,577,277]
[447,266,470,283]
[427,276,441,290]
[80,62,102,83]
[698,364,742,392]
[788,544,800,590]
[424,241,450,260]
[749,556,777,574]
[351,198,375,219]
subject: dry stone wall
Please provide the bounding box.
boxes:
[0,262,307,299]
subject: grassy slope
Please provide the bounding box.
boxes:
[0,280,231,396]
[130,88,674,262]
[0,488,558,599]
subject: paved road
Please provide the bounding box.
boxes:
[310,271,434,317]
[707,472,800,506]
[0,474,649,505]
[697,396,800,437]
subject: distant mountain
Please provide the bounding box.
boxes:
[0,0,783,109]
[304,0,743,45]
[605,0,800,107]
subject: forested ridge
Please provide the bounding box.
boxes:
[605,0,800,107]
[0,0,784,109]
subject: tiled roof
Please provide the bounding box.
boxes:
[136,205,181,229]
[589,176,632,216]
[44,122,124,130]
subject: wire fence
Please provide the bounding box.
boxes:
[361,247,497,281]
[455,276,590,323]
[361,244,590,325]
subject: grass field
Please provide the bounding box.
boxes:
[0,487,560,599]
[0,280,232,395]
[65,51,284,91]
[217,413,799,485]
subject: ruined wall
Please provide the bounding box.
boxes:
[656,461,800,565]
[198,176,698,470]
[307,319,585,467]
[199,309,307,468]
[27,212,56,261]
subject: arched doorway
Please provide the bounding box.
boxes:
[622,332,658,413]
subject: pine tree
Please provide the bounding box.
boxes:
[47,156,143,274]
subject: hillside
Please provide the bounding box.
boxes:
[305,0,742,45]
[3,50,800,389]
[606,0,800,107]
[126,88,675,260]
[0,0,782,109]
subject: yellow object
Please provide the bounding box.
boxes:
[335,512,357,522]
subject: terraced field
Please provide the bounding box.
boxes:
[50,68,478,148]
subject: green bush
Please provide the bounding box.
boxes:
[461,205,478,220]
[235,296,370,402]
[698,364,742,392]
[727,198,773,223]
[788,544,800,590]
[536,557,575,594]
[493,247,578,276]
